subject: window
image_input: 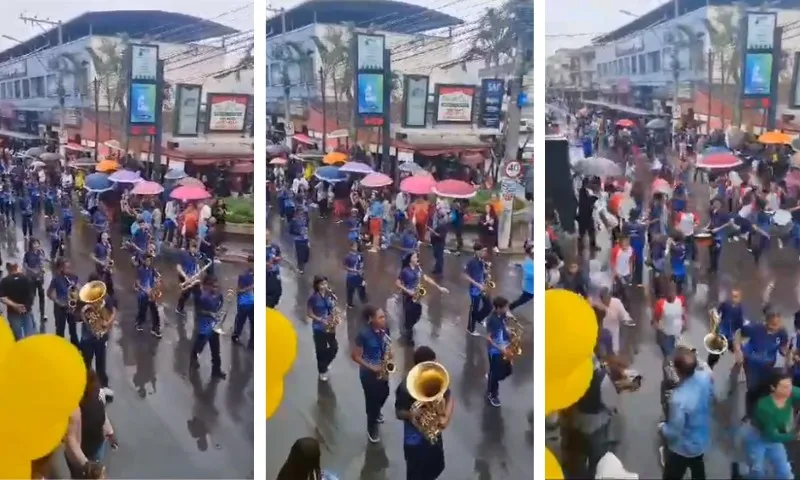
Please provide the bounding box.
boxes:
[647,51,661,73]
[21,79,30,99]
[30,76,44,98]
[639,54,646,74]
[0,82,5,99]
[13,80,20,99]
[631,56,637,74]
[269,63,281,86]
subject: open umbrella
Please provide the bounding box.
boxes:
[39,152,62,162]
[164,169,186,180]
[339,161,373,174]
[432,179,478,199]
[758,130,793,145]
[69,159,97,169]
[646,118,667,129]
[84,173,113,192]
[269,157,287,166]
[109,169,142,184]
[616,119,635,128]
[178,177,205,187]
[575,157,622,177]
[315,165,348,182]
[25,147,44,157]
[400,175,436,195]
[398,162,422,173]
[231,163,254,174]
[652,178,673,197]
[95,160,120,173]
[361,172,393,188]
[697,152,742,170]
[30,160,46,169]
[131,180,164,195]
[322,151,348,165]
[170,185,211,201]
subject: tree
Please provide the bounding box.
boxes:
[216,43,254,81]
[464,0,532,71]
[84,36,126,140]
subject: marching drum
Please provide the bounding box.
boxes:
[771,209,792,236]
[694,231,714,248]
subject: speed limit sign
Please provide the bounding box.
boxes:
[504,160,522,178]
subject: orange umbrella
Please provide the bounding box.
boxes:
[95,160,120,172]
[322,151,348,165]
[178,176,205,187]
[758,130,793,145]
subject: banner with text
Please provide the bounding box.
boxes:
[402,75,429,128]
[354,33,387,127]
[434,84,476,124]
[173,84,202,137]
[206,93,250,133]
[479,78,504,129]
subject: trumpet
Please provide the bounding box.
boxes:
[212,289,236,335]
[324,290,343,333]
[378,332,396,380]
[703,308,728,355]
[504,312,523,362]
[407,361,450,443]
[483,260,496,290]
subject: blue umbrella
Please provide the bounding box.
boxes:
[84,173,113,192]
[164,169,186,180]
[703,146,730,154]
[315,166,348,183]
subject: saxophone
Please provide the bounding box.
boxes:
[504,312,523,362]
[412,265,427,302]
[148,270,163,303]
[212,289,236,335]
[378,331,396,380]
[66,276,79,312]
[483,260,496,290]
[324,290,343,333]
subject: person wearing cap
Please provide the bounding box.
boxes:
[190,275,226,379]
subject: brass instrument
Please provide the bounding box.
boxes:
[407,361,450,443]
[148,271,163,303]
[504,312,523,362]
[412,266,427,302]
[378,331,396,380]
[105,258,115,273]
[212,289,236,335]
[66,276,79,312]
[180,256,213,291]
[324,290,343,333]
[703,308,729,355]
[483,260,496,290]
[79,280,112,337]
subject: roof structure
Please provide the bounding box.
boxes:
[267,0,463,36]
[0,10,239,64]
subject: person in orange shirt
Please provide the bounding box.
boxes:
[409,199,429,242]
[182,203,200,249]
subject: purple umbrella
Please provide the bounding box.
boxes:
[339,161,374,174]
[108,169,142,184]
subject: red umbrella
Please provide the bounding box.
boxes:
[400,175,435,195]
[616,119,635,128]
[170,185,211,201]
[231,163,254,174]
[361,172,393,188]
[697,152,742,170]
[432,179,478,199]
[178,176,206,187]
[131,180,164,195]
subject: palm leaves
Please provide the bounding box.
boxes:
[464,0,532,70]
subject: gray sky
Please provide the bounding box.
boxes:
[0,1,252,51]
[545,0,669,55]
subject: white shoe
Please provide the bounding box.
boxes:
[101,387,115,399]
[319,373,329,382]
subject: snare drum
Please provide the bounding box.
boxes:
[694,232,714,247]
[771,209,792,236]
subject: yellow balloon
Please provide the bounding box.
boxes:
[545,447,564,479]
[0,335,86,430]
[545,289,597,378]
[0,457,30,479]
[266,380,284,420]
[1,416,68,460]
[266,308,297,382]
[545,357,594,415]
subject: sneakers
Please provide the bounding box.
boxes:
[376,414,384,424]
[175,307,185,315]
[367,428,380,443]
[212,370,227,380]
[100,387,115,402]
[151,329,162,339]
[135,324,144,332]
[488,396,501,407]
[319,372,329,382]
[468,329,482,337]
[659,446,665,468]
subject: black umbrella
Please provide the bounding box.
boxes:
[646,118,667,129]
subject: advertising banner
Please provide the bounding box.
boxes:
[206,93,249,133]
[740,11,778,102]
[743,53,773,96]
[130,44,159,81]
[173,84,202,137]
[434,84,476,124]
[479,78,505,129]
[357,34,385,70]
[354,33,387,128]
[357,74,384,115]
[402,75,429,128]
[129,83,157,124]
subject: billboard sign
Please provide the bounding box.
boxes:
[479,78,504,129]
[402,75,429,128]
[173,84,202,137]
[206,93,250,133]
[740,11,778,102]
[130,44,159,81]
[354,33,387,127]
[129,83,157,124]
[434,84,476,124]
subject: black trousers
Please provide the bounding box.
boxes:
[54,306,80,346]
[136,296,161,331]
[192,331,222,373]
[487,354,513,398]
[663,449,706,480]
[266,273,282,308]
[578,219,597,250]
[346,275,368,306]
[233,304,254,343]
[468,295,491,332]
[295,240,310,270]
[312,329,338,374]
[81,330,109,387]
[404,440,445,480]
[402,296,423,336]
[177,284,201,312]
[21,214,33,236]
[360,371,390,432]
[94,266,115,297]
[32,279,45,319]
[509,291,533,311]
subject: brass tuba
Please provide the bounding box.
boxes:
[407,361,450,443]
[378,332,396,380]
[703,308,728,355]
[79,280,111,337]
[505,312,523,362]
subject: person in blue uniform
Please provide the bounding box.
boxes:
[351,305,391,443]
[2,183,14,223]
[708,288,746,378]
[307,276,339,381]
[190,275,226,379]
[428,210,448,275]
[394,346,454,480]
[622,208,647,286]
[90,231,115,297]
[44,186,56,217]
[232,256,255,348]
[290,208,311,274]
[46,215,63,262]
[265,229,284,308]
[668,233,688,294]
[749,197,772,265]
[706,198,733,274]
[19,191,33,237]
[398,226,418,267]
[647,193,666,245]
[735,310,788,416]
[91,204,109,232]
[485,296,514,407]
[80,272,117,399]
[462,243,492,335]
[395,251,448,344]
[23,238,47,323]
[47,258,81,347]
[176,241,204,314]
[134,254,162,338]
[344,241,367,307]
[60,199,73,240]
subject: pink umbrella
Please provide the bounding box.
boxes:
[413,170,433,177]
[170,185,211,201]
[432,179,478,199]
[231,162,254,174]
[131,180,164,195]
[697,152,742,170]
[400,175,435,195]
[269,157,287,166]
[651,178,673,197]
[361,172,393,188]
[178,176,206,187]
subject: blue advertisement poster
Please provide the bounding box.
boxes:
[129,83,157,124]
[357,73,384,115]
[743,53,773,96]
[480,78,504,128]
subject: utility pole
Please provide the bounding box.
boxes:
[381,48,391,175]
[320,67,327,152]
[93,77,100,160]
[152,59,165,181]
[20,15,64,142]
[672,0,680,126]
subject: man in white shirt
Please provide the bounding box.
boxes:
[653,283,687,358]
[593,287,634,354]
[199,201,212,228]
[291,176,308,195]
[394,191,408,230]
[61,170,74,190]
[164,200,178,244]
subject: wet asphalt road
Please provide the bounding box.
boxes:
[8,213,254,478]
[575,148,800,479]
[265,212,534,480]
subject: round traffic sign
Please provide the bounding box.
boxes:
[504,160,522,178]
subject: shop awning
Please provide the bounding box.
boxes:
[293,133,317,146]
[584,100,665,117]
